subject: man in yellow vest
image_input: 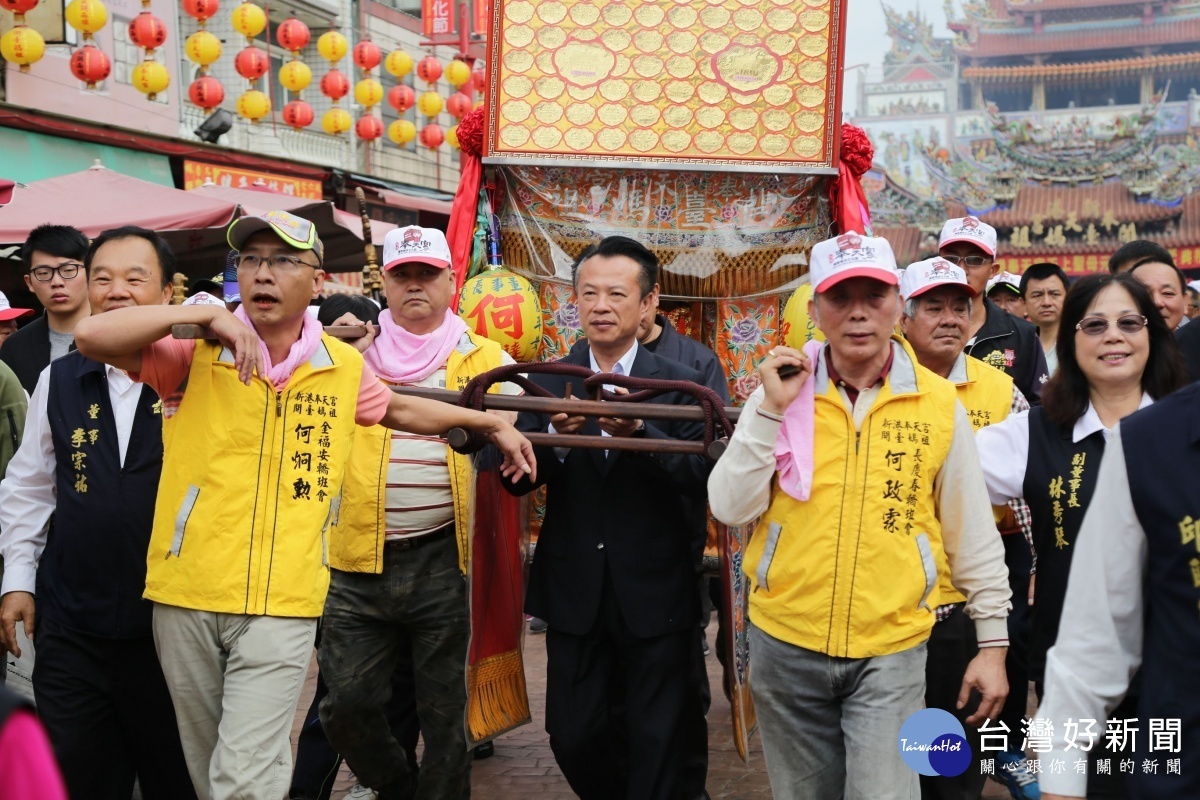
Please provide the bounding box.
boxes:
[708,232,1012,799]
[316,226,521,798]
[72,211,535,800]
[899,258,1033,800]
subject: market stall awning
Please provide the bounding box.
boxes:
[0,127,174,186]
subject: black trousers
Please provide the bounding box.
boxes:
[921,606,988,800]
[545,569,706,800]
[1000,531,1034,751]
[32,617,195,800]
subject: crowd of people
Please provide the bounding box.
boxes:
[0,210,1197,800]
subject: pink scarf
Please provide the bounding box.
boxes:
[363,308,469,384]
[233,305,324,390]
[773,340,824,502]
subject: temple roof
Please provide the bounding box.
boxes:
[955,16,1200,57]
[980,182,1181,228]
[961,51,1200,82]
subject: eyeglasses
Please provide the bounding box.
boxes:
[237,253,319,272]
[30,263,83,282]
[939,254,991,269]
[1075,315,1148,336]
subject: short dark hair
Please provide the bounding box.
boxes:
[1129,256,1188,294]
[317,294,380,326]
[1041,273,1187,427]
[1108,240,1173,273]
[85,225,176,290]
[572,236,658,298]
[21,224,89,273]
[1020,262,1070,297]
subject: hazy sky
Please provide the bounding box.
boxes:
[842,0,951,116]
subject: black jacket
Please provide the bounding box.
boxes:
[0,315,73,396]
[505,345,714,638]
[640,316,731,404]
[964,298,1049,405]
[1176,321,1200,384]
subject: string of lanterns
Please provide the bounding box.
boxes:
[231,1,269,122]
[353,38,383,142]
[182,0,221,111]
[0,0,44,74]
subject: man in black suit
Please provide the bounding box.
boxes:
[507,236,713,799]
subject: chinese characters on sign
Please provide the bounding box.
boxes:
[423,0,455,35]
[975,718,1183,776]
[288,393,338,504]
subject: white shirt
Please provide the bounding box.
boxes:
[974,394,1154,506]
[0,364,144,597]
[549,339,639,459]
[1036,424,1146,798]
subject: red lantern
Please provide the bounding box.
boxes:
[471,68,485,93]
[128,11,167,53]
[188,75,225,110]
[420,123,444,149]
[446,91,472,119]
[320,68,349,100]
[387,84,414,113]
[234,46,269,80]
[181,0,219,25]
[1,0,39,21]
[356,115,383,140]
[69,43,110,89]
[276,17,309,54]
[282,99,315,129]
[352,40,381,72]
[416,55,441,85]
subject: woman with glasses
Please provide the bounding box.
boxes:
[975,273,1186,796]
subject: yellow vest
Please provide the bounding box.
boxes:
[329,331,506,575]
[745,337,959,659]
[145,335,364,618]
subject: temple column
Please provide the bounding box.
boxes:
[1032,55,1046,110]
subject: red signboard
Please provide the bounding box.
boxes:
[473,0,489,35]
[423,0,454,36]
[183,161,323,199]
[996,246,1200,276]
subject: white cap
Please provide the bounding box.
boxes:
[1189,280,1200,293]
[986,271,1022,296]
[809,231,899,293]
[900,257,977,300]
[0,290,34,322]
[938,216,997,257]
[382,226,452,270]
[182,291,225,307]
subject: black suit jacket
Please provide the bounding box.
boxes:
[0,315,72,395]
[506,344,713,638]
[1176,321,1200,384]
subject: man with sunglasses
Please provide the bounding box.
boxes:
[0,225,91,395]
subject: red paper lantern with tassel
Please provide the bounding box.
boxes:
[356,115,383,141]
[352,40,381,72]
[181,0,219,25]
[471,67,485,93]
[387,84,415,113]
[128,11,167,53]
[446,91,472,119]
[234,46,268,80]
[188,75,225,110]
[276,17,309,54]
[1,0,40,21]
[419,122,443,149]
[282,99,315,129]
[320,68,349,101]
[416,55,441,85]
[69,43,110,89]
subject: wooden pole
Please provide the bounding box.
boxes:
[355,187,381,300]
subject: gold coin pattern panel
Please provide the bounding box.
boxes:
[487,0,840,170]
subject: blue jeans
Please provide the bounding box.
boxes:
[749,623,926,800]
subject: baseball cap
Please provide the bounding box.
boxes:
[938,216,997,258]
[382,226,452,270]
[809,231,899,293]
[900,258,977,300]
[1188,280,1200,293]
[182,291,225,307]
[227,210,324,265]
[0,179,15,207]
[0,291,34,322]
[986,271,1022,296]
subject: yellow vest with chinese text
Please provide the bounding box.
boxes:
[144,335,363,617]
[329,331,506,575]
[744,337,959,659]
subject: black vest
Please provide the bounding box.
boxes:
[1122,383,1200,799]
[1022,407,1105,682]
[41,353,163,639]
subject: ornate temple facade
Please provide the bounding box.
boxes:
[850,0,1200,274]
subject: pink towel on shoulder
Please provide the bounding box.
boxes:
[773,340,824,502]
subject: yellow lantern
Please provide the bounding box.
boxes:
[322,107,352,135]
[237,88,271,121]
[279,60,313,93]
[385,49,412,78]
[444,58,470,88]
[780,282,824,348]
[417,90,443,118]
[388,119,416,145]
[353,78,383,108]
[1,26,45,73]
[131,60,170,99]
[185,30,222,66]
[317,30,347,62]
[65,0,108,38]
[231,2,267,39]
[446,124,460,149]
[458,269,543,361]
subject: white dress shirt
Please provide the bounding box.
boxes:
[549,340,639,459]
[1036,424,1146,798]
[974,393,1154,506]
[0,364,145,597]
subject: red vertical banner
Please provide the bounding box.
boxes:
[423,0,455,35]
[473,0,489,35]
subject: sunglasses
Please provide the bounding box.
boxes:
[1075,315,1148,336]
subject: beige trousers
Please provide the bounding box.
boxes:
[152,603,317,800]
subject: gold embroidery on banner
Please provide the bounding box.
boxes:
[634,30,664,52]
[766,33,796,56]
[601,3,632,25]
[801,8,830,30]
[537,26,567,49]
[568,3,599,25]
[796,85,826,107]
[536,1,567,24]
[504,0,534,23]
[697,81,728,105]
[502,75,533,98]
[793,136,822,157]
[533,101,564,124]
[798,60,828,83]
[565,102,596,125]
[533,76,565,99]
[795,110,823,132]
[630,104,661,126]
[712,45,781,93]
[628,129,659,152]
[597,103,627,125]
[729,107,758,131]
[634,4,664,26]
[632,55,665,78]
[504,24,534,47]
[728,133,757,154]
[664,80,696,103]
[761,134,789,157]
[766,8,798,30]
[762,108,791,131]
[553,41,615,87]
[598,79,629,101]
[799,33,830,57]
[601,29,631,51]
[503,50,533,73]
[663,105,694,128]
[695,106,726,129]
[694,131,724,153]
[632,80,662,102]
[661,130,691,152]
[668,31,698,54]
[500,99,532,123]
[597,128,627,150]
[700,6,731,29]
[733,7,764,30]
[531,126,563,148]
[668,6,698,28]
[565,84,597,101]
[564,127,595,150]
[499,125,531,147]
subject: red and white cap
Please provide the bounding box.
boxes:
[382,226,452,270]
[809,231,898,293]
[938,216,997,257]
[986,271,1022,296]
[0,291,34,322]
[0,179,15,207]
[900,257,977,300]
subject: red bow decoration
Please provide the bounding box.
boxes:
[447,108,487,299]
[830,123,875,236]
